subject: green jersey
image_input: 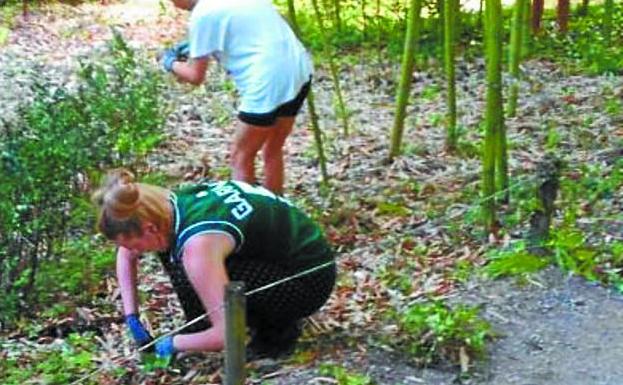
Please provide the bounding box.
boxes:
[166,181,331,268]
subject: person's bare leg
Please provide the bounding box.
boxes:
[262,117,295,194]
[231,121,270,185]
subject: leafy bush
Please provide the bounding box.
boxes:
[0,332,118,385]
[485,242,550,279]
[392,301,491,367]
[0,30,168,328]
[532,4,623,74]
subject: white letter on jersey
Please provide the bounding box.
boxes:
[232,201,253,220]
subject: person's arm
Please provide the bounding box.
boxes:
[117,247,154,347]
[171,57,209,86]
[172,233,235,352]
[116,246,140,316]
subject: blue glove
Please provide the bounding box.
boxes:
[161,48,177,72]
[172,41,190,59]
[155,335,176,359]
[125,313,153,347]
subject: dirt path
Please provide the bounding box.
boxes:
[1,2,622,384]
[247,267,623,385]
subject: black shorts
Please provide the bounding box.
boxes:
[238,78,312,127]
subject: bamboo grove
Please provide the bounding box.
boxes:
[282,0,621,232]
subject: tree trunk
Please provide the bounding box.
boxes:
[286,0,329,185]
[311,0,351,136]
[22,0,29,18]
[557,0,570,34]
[521,0,532,57]
[603,0,613,45]
[578,0,589,16]
[531,0,544,34]
[508,0,527,117]
[437,0,445,63]
[376,0,384,65]
[333,0,342,32]
[444,0,458,151]
[483,0,505,229]
[389,0,423,160]
[306,89,329,184]
[477,0,484,30]
[361,0,368,40]
[286,0,301,36]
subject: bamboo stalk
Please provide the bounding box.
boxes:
[286,0,329,185]
[508,0,527,117]
[444,0,458,151]
[483,0,505,228]
[388,0,423,160]
[311,0,351,136]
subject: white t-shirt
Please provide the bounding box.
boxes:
[188,0,313,114]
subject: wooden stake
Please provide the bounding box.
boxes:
[224,282,246,385]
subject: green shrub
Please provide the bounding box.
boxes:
[485,242,550,279]
[392,301,491,366]
[0,30,168,328]
[0,332,114,385]
[532,4,623,74]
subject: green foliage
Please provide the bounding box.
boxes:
[0,332,108,385]
[139,352,173,371]
[532,3,623,74]
[0,2,19,44]
[377,240,427,294]
[392,300,491,366]
[37,236,115,306]
[549,225,599,280]
[319,363,375,385]
[0,30,168,327]
[484,242,550,278]
[604,96,622,116]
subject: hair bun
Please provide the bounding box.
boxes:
[92,169,140,219]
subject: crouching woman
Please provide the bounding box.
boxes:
[92,169,335,359]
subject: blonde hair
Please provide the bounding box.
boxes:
[92,169,172,240]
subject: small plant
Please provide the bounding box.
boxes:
[1,332,105,385]
[319,363,375,385]
[484,242,550,279]
[604,96,622,116]
[549,226,599,281]
[392,300,491,367]
[421,84,441,101]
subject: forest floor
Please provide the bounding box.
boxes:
[1,1,622,384]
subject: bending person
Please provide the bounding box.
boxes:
[92,169,335,359]
[162,0,313,194]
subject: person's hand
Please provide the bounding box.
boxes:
[161,41,190,72]
[172,41,190,60]
[155,335,177,359]
[161,48,178,72]
[125,313,154,348]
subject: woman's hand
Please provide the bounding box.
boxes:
[155,335,176,359]
[125,313,154,348]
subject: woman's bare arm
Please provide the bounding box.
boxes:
[173,232,235,352]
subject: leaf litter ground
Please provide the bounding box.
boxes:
[0,2,622,384]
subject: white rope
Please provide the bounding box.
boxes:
[67,259,336,384]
